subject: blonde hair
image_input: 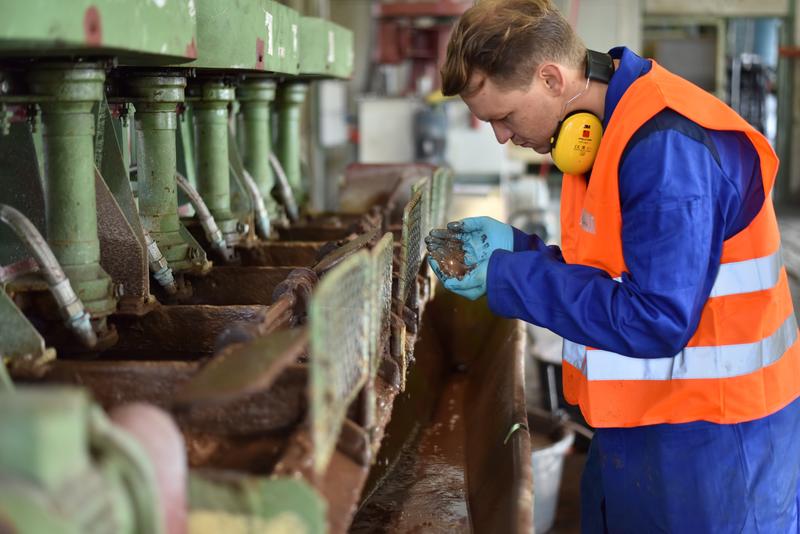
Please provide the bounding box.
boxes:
[441,0,586,96]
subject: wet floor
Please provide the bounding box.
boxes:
[350,375,470,533]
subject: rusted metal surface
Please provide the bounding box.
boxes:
[0,257,39,284]
[238,241,323,267]
[260,298,294,335]
[178,365,307,436]
[108,304,269,359]
[465,318,532,533]
[273,430,368,534]
[430,290,534,534]
[270,268,317,327]
[183,267,296,306]
[339,163,435,219]
[352,376,470,534]
[13,359,308,437]
[186,436,287,473]
[354,291,532,533]
[311,225,381,275]
[95,170,149,306]
[0,122,47,269]
[174,327,309,407]
[277,226,352,242]
[12,359,198,401]
[274,375,398,534]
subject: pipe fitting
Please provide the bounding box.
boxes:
[174,173,234,262]
[269,153,299,222]
[143,231,177,295]
[0,204,97,347]
[240,168,271,239]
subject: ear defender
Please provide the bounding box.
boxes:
[549,50,614,175]
[550,111,603,175]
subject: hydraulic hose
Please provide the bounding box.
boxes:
[142,230,177,295]
[174,172,233,261]
[0,203,97,347]
[268,153,299,223]
[238,166,271,240]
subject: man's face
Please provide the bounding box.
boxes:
[462,70,562,154]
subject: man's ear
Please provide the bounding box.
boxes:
[539,63,566,96]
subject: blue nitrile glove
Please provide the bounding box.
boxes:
[428,256,447,283]
[442,257,489,300]
[427,216,514,265]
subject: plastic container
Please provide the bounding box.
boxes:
[529,410,575,533]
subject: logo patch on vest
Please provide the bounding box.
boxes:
[580,209,596,234]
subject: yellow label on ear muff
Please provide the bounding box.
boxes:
[550,111,603,175]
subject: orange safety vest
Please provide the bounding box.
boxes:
[560,61,800,428]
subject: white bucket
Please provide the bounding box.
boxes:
[529,410,575,533]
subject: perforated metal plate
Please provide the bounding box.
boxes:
[308,250,372,475]
[431,167,454,229]
[443,168,455,222]
[396,189,424,308]
[411,177,432,243]
[364,232,394,429]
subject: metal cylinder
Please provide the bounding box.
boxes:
[238,79,276,201]
[194,81,235,226]
[275,82,308,199]
[30,67,103,268]
[27,63,115,317]
[127,76,192,269]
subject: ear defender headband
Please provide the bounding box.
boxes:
[549,50,615,175]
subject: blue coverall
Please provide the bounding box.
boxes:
[487,47,800,532]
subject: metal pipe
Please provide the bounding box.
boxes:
[142,230,177,295]
[275,82,308,201]
[0,204,96,347]
[239,167,271,239]
[194,81,236,230]
[174,173,233,261]
[238,79,277,201]
[27,63,115,318]
[127,76,195,272]
[268,152,299,223]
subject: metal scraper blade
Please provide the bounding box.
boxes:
[173,326,308,407]
[312,224,381,275]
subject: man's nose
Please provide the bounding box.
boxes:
[490,121,513,144]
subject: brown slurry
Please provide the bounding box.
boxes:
[430,238,473,280]
[350,375,470,533]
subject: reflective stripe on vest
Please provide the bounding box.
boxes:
[565,249,795,381]
[710,249,783,297]
[564,313,797,381]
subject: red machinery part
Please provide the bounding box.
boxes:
[110,403,188,534]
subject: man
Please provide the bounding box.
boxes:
[426,0,800,531]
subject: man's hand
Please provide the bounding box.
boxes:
[441,257,489,300]
[426,216,514,264]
